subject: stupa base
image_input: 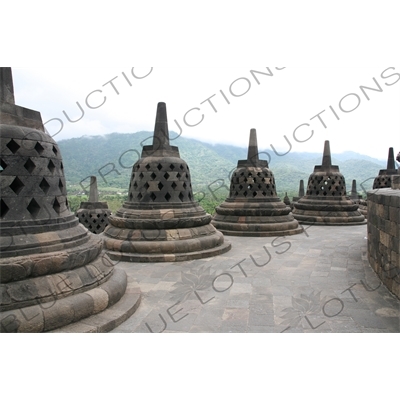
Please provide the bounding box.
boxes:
[0,268,140,333]
[212,224,304,237]
[106,242,232,263]
[293,215,367,226]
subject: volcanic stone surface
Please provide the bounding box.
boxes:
[76,176,111,234]
[292,141,366,226]
[102,102,231,262]
[0,68,136,333]
[212,129,303,237]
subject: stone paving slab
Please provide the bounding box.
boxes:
[111,225,400,333]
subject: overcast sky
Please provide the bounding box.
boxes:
[11,67,400,160]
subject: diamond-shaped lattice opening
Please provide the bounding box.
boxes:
[177,173,181,179]
[1,159,8,173]
[27,198,41,218]
[59,179,64,191]
[150,193,157,202]
[53,198,61,214]
[188,193,193,201]
[151,172,157,180]
[243,191,248,197]
[7,139,20,154]
[180,164,184,170]
[52,145,58,155]
[234,191,239,196]
[138,172,144,179]
[253,192,258,198]
[23,158,36,173]
[183,183,187,189]
[1,199,9,218]
[179,192,184,202]
[145,164,151,170]
[137,193,143,200]
[157,164,163,171]
[39,178,50,194]
[165,193,171,202]
[35,142,45,155]
[262,191,267,196]
[164,172,170,180]
[133,182,138,189]
[158,182,164,190]
[60,162,64,171]
[144,182,150,190]
[170,164,175,170]
[129,193,133,201]
[10,177,24,195]
[239,185,243,190]
[171,182,177,190]
[48,160,56,173]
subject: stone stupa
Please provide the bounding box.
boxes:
[102,102,231,262]
[211,129,303,237]
[76,176,111,234]
[349,179,367,218]
[373,148,397,189]
[0,68,140,333]
[292,141,366,226]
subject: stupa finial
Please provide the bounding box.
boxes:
[322,140,332,168]
[387,147,395,170]
[0,67,15,104]
[89,176,99,202]
[153,102,170,149]
[247,129,259,164]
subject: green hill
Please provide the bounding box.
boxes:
[58,132,387,213]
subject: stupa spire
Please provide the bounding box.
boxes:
[299,180,305,197]
[89,176,99,202]
[0,67,15,104]
[322,140,332,168]
[387,147,395,170]
[153,102,170,149]
[247,129,259,164]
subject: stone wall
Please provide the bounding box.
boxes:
[367,188,400,298]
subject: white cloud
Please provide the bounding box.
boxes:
[10,67,400,159]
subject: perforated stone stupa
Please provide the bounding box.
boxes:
[349,179,367,218]
[292,141,366,226]
[0,68,139,333]
[76,176,111,234]
[102,102,231,262]
[211,129,303,237]
[373,147,398,189]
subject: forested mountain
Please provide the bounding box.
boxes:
[58,132,387,198]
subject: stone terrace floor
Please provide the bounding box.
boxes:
[112,225,400,333]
